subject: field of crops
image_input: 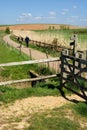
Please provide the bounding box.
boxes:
[13,29,87,51]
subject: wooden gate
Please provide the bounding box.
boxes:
[59,49,87,101]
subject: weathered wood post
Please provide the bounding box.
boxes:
[70,34,78,82]
[29,48,32,59]
[29,70,39,87]
[46,50,50,69]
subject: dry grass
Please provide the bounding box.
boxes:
[13,30,69,47]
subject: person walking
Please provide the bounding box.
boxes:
[25,36,30,48]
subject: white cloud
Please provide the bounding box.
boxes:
[21,13,27,17]
[61,12,66,15]
[34,16,42,20]
[34,15,56,20]
[21,13,32,17]
[16,18,24,22]
[61,8,69,15]
[27,13,32,17]
[49,11,56,16]
[16,13,32,22]
[62,9,69,12]
[16,11,56,23]
[73,5,77,9]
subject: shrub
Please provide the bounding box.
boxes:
[5,27,10,34]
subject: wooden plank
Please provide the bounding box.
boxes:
[63,61,87,70]
[62,54,87,65]
[64,85,87,100]
[0,57,60,67]
[0,74,57,86]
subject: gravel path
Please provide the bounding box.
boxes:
[3,34,60,73]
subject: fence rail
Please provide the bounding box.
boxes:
[0,57,60,67]
[0,74,57,86]
[0,58,60,86]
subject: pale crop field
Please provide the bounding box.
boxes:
[13,29,87,51]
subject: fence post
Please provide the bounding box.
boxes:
[46,51,50,69]
[29,48,32,59]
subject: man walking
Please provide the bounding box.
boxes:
[25,36,30,48]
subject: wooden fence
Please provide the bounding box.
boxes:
[0,57,60,86]
[14,35,87,55]
[13,35,71,52]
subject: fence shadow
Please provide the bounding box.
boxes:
[58,87,87,104]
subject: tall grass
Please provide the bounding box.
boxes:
[13,29,87,51]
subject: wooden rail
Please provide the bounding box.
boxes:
[0,58,60,86]
[0,57,60,67]
[0,74,57,86]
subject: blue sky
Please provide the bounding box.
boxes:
[0,0,87,26]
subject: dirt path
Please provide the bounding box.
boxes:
[3,34,60,73]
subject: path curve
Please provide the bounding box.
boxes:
[3,34,60,72]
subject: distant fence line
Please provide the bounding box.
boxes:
[13,34,70,52]
[13,34,87,54]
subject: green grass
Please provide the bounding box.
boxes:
[25,105,81,130]
[29,113,79,130]
[0,85,59,103]
[0,38,34,80]
[0,41,29,63]
[72,102,87,117]
[24,103,87,130]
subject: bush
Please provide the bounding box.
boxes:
[5,27,10,34]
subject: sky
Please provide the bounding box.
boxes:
[0,0,87,26]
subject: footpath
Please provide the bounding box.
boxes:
[3,34,60,73]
